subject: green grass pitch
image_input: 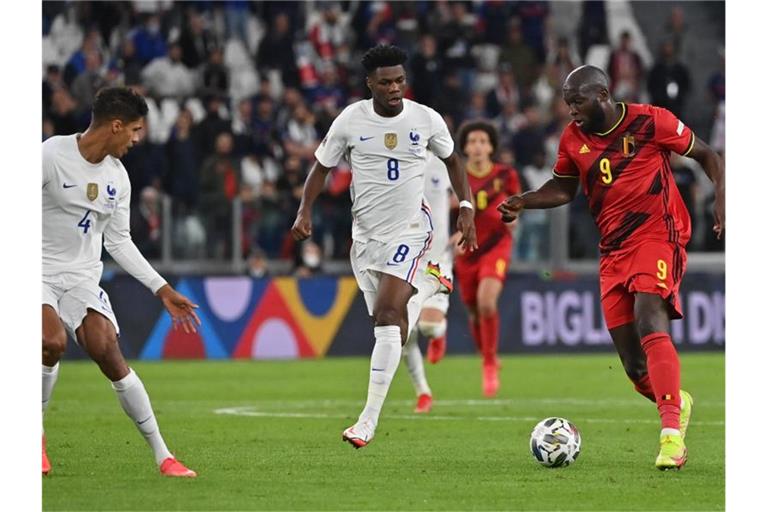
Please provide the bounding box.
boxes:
[42,353,724,511]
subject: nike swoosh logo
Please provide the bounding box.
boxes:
[359,136,374,141]
[386,261,400,266]
[137,416,153,425]
[63,183,77,189]
[371,368,385,372]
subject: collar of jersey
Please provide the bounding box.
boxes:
[368,98,407,121]
[467,162,494,178]
[594,102,626,137]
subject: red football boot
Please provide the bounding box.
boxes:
[414,393,433,413]
[160,457,197,478]
[42,435,51,476]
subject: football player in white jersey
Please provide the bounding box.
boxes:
[42,87,199,477]
[292,44,477,448]
[402,153,455,414]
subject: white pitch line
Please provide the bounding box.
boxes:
[213,406,725,427]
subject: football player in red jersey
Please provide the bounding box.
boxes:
[498,65,725,470]
[453,121,521,397]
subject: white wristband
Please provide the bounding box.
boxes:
[459,200,474,210]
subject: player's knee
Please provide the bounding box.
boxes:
[418,318,446,339]
[81,316,118,362]
[42,330,67,360]
[476,300,497,318]
[373,306,403,327]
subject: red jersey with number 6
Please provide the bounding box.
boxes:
[461,163,521,258]
[553,102,695,255]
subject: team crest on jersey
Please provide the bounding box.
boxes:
[622,135,636,157]
[409,130,420,144]
[384,132,398,150]
[86,183,99,201]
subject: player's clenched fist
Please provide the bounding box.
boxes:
[291,210,312,241]
[497,195,525,223]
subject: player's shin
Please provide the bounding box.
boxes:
[111,368,173,464]
[359,326,402,425]
[404,329,431,396]
[478,312,499,366]
[42,362,60,416]
[640,333,681,432]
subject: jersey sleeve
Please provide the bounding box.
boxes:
[652,106,696,156]
[426,108,454,159]
[103,173,167,293]
[553,130,579,178]
[314,109,349,168]
[42,139,56,188]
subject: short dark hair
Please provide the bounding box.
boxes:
[457,119,499,157]
[92,87,148,125]
[361,44,407,74]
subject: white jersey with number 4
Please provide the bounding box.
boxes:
[315,98,454,243]
[42,134,165,293]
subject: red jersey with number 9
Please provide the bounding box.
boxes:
[553,102,695,255]
[462,163,521,257]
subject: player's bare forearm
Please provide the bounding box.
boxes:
[687,138,725,237]
[297,161,331,214]
[442,152,472,203]
[498,177,578,222]
[521,177,579,209]
[292,161,331,241]
[442,152,478,250]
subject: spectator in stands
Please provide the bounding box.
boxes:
[201,47,229,98]
[256,11,299,87]
[516,0,550,63]
[141,43,196,99]
[577,0,608,61]
[42,65,65,116]
[512,100,546,168]
[164,109,199,210]
[199,131,240,258]
[63,28,103,86]
[708,49,725,156]
[283,102,319,162]
[131,14,168,66]
[293,240,323,277]
[48,89,81,135]
[498,18,539,91]
[486,65,521,119]
[647,39,691,118]
[664,6,693,64]
[195,93,230,155]
[495,100,526,150]
[130,186,163,260]
[179,9,215,68]
[120,120,167,205]
[114,38,144,87]
[607,31,644,102]
[547,36,580,87]
[306,1,352,67]
[71,50,106,117]
[247,248,269,278]
[252,97,279,158]
[409,34,443,106]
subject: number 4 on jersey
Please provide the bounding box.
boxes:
[78,209,92,234]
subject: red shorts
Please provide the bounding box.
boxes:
[454,242,511,307]
[600,240,687,329]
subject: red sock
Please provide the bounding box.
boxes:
[478,312,499,366]
[632,373,656,402]
[640,332,681,430]
[469,317,482,353]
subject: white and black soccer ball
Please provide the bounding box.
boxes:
[530,417,582,468]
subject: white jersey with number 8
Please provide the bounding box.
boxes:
[314,98,454,244]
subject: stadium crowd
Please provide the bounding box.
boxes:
[42,1,725,272]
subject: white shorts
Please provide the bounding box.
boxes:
[42,273,120,341]
[351,224,434,316]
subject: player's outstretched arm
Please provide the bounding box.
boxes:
[687,139,725,239]
[442,152,478,251]
[291,161,332,241]
[497,177,579,222]
[156,284,201,334]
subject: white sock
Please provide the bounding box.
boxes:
[404,329,431,396]
[359,326,402,426]
[111,369,173,465]
[42,363,59,415]
[660,428,681,437]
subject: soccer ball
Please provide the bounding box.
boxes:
[530,417,582,468]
